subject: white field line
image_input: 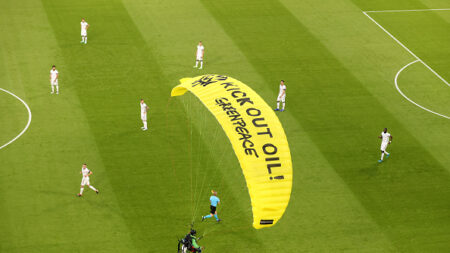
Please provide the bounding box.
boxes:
[0,88,32,150]
[365,8,450,13]
[363,11,450,87]
[395,60,449,119]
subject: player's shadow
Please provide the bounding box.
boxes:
[163,58,242,70]
[103,127,150,139]
[36,190,123,218]
[25,85,79,101]
[359,163,380,179]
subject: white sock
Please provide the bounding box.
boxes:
[381,153,384,160]
[277,102,280,109]
[84,37,87,43]
[144,121,147,129]
[51,85,54,93]
[56,85,59,93]
[195,61,198,67]
[282,102,285,110]
[80,187,84,195]
[89,185,97,191]
[385,151,389,155]
[200,61,203,68]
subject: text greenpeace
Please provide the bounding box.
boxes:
[194,74,282,180]
[171,74,292,229]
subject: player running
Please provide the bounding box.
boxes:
[140,99,149,131]
[201,190,220,222]
[193,41,205,69]
[77,164,99,197]
[80,18,90,44]
[49,65,59,94]
[378,128,393,163]
[275,80,286,111]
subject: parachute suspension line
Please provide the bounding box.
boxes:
[214,143,250,214]
[183,95,195,221]
[166,97,197,229]
[202,132,236,222]
[201,124,221,186]
[188,95,196,223]
[209,141,232,190]
[191,96,203,221]
[204,138,231,208]
[186,94,208,223]
[190,103,211,222]
[172,75,293,229]
[214,133,236,192]
[203,127,246,230]
[166,97,185,229]
[176,86,234,225]
[192,94,205,222]
[177,82,252,226]
[191,124,221,222]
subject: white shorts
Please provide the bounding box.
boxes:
[81,31,87,36]
[380,142,388,152]
[196,55,203,61]
[51,80,58,86]
[141,113,147,121]
[277,95,286,103]
[81,177,90,186]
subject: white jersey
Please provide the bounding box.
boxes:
[50,69,58,81]
[81,167,91,178]
[141,102,148,114]
[81,21,88,34]
[381,132,391,143]
[196,45,204,57]
[278,84,286,98]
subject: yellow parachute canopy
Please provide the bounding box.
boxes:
[171,74,292,229]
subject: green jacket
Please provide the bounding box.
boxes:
[191,235,200,249]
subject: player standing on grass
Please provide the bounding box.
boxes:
[378,128,393,163]
[140,99,149,131]
[80,18,89,44]
[202,190,221,222]
[275,80,286,111]
[49,65,59,94]
[77,164,99,197]
[193,41,205,69]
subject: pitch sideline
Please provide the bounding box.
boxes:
[0,88,32,150]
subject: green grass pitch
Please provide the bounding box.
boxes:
[1,0,449,252]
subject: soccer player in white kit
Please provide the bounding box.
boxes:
[77,163,99,197]
[275,80,286,112]
[378,128,393,163]
[140,99,149,131]
[193,41,205,69]
[80,18,89,44]
[49,65,59,94]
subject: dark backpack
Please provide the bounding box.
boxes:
[182,234,193,248]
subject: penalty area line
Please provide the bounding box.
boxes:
[395,60,449,119]
[0,88,32,150]
[364,8,450,13]
[362,11,450,88]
